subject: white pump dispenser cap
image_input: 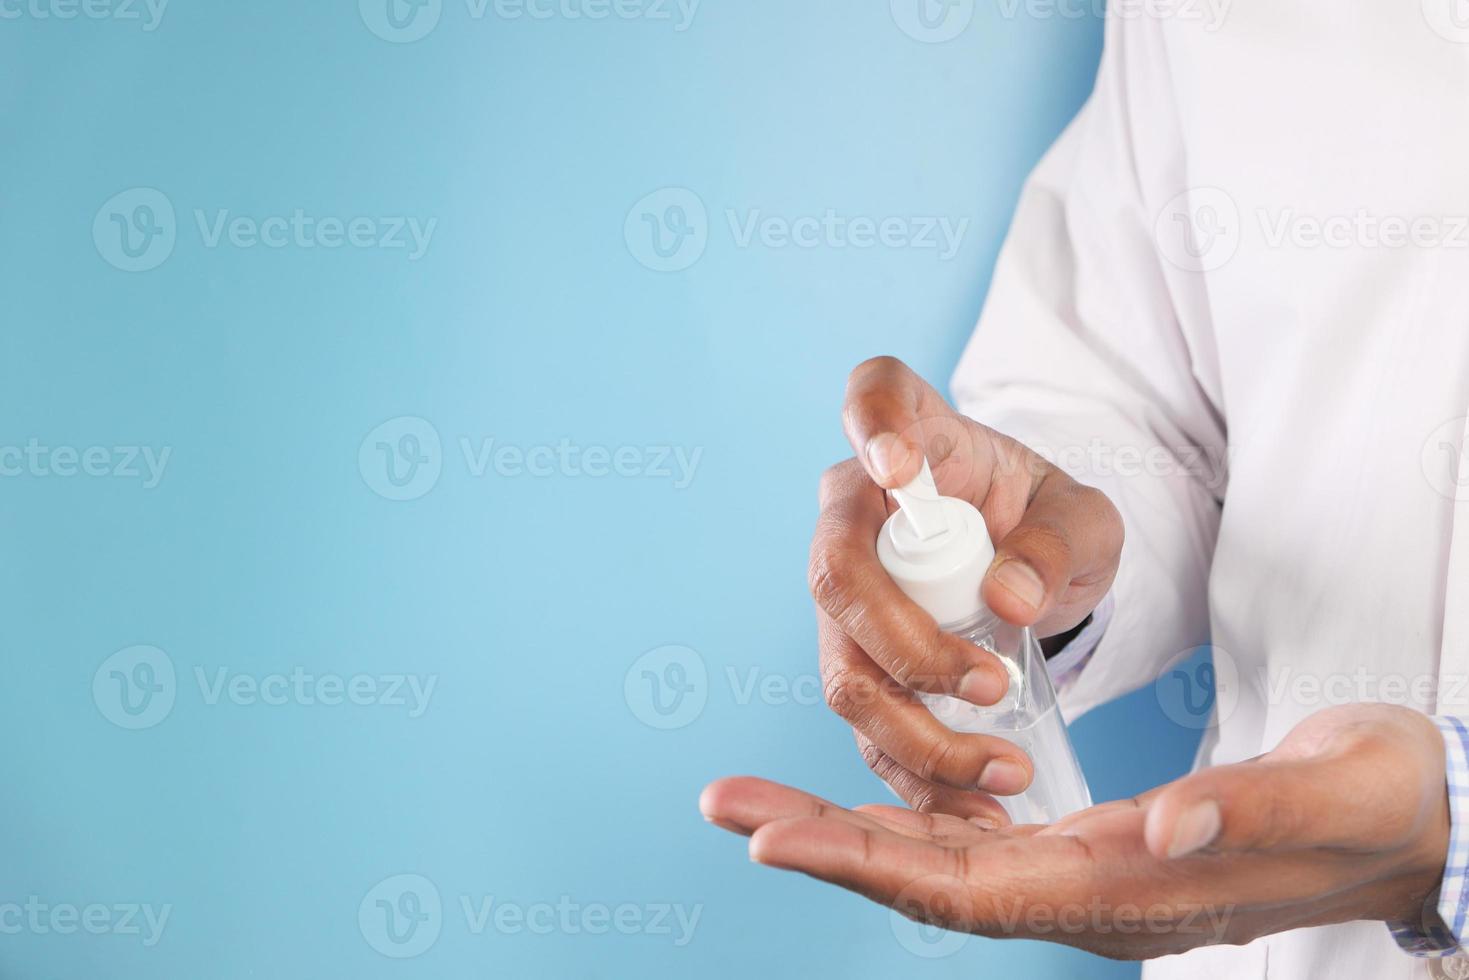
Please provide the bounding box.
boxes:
[876,459,996,627]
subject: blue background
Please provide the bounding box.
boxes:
[0,1,1204,977]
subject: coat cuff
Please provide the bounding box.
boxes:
[1044,593,1114,691]
[1390,716,1469,956]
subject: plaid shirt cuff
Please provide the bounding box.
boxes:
[1390,716,1469,956]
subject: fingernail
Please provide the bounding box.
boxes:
[957,666,1003,705]
[978,758,1030,795]
[967,815,1002,831]
[992,560,1045,612]
[1167,799,1221,858]
[864,433,911,485]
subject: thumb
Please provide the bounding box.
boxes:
[1142,753,1386,860]
[980,471,1122,628]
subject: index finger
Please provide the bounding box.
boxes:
[811,460,1010,706]
[749,811,1088,934]
[842,356,965,489]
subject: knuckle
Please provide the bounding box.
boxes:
[915,734,963,785]
[817,458,864,507]
[1012,519,1074,569]
[906,623,957,691]
[823,668,873,723]
[807,547,853,614]
[859,741,943,812]
[807,536,867,620]
[858,739,888,773]
[885,635,940,692]
[1342,725,1394,758]
[1078,485,1125,546]
[1076,482,1113,514]
[863,742,908,787]
[1256,790,1306,848]
[907,782,943,815]
[886,658,919,690]
[848,354,906,389]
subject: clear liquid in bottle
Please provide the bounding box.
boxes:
[919,609,1091,825]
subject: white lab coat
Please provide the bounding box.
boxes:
[951,4,1469,978]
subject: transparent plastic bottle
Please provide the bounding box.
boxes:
[919,609,1090,825]
[876,459,1092,825]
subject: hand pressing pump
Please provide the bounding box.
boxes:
[876,459,1093,824]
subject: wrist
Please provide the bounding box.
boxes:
[1039,612,1093,658]
[1388,713,1452,925]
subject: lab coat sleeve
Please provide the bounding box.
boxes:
[1391,716,1469,956]
[950,15,1226,721]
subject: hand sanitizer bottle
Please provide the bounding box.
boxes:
[876,459,1092,825]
